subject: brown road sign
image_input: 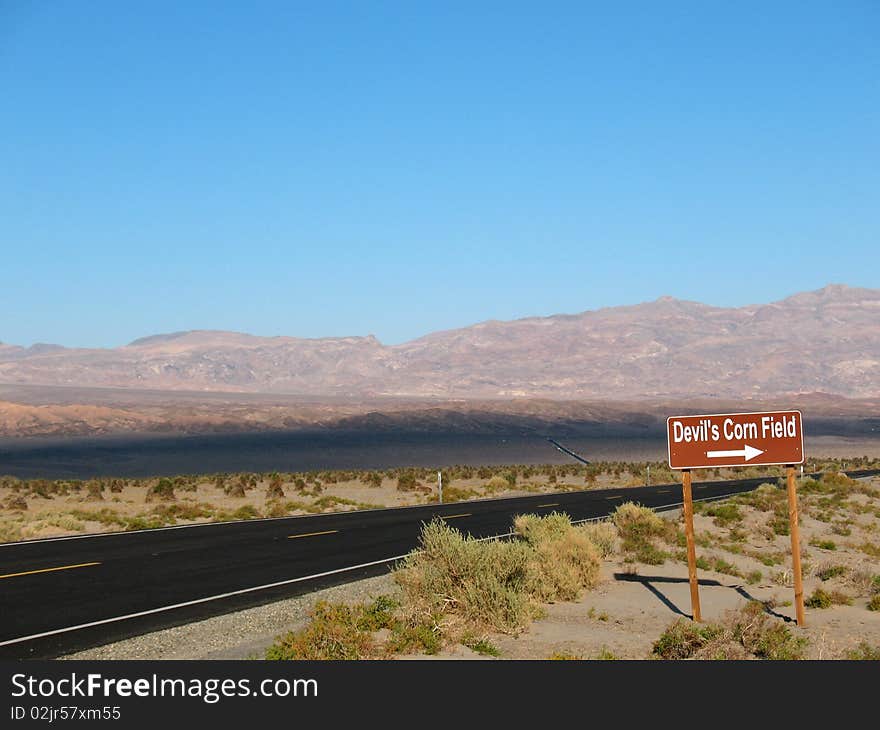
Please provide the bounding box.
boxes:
[667,410,804,470]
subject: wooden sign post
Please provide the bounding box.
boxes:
[667,410,806,626]
[681,469,701,622]
[786,465,806,625]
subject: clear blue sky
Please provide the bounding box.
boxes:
[2,1,877,348]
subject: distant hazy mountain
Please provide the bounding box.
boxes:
[2,285,878,399]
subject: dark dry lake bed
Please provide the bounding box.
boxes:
[1,425,878,480]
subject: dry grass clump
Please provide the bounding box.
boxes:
[733,483,785,512]
[846,642,880,660]
[652,602,807,660]
[266,596,397,660]
[804,587,853,608]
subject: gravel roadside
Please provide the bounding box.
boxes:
[60,573,399,661]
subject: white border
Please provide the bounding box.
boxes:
[666,409,805,470]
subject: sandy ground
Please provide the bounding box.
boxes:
[63,476,880,661]
[472,560,880,660]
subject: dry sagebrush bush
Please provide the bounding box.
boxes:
[653,602,807,660]
[514,512,602,602]
[393,519,536,638]
[612,501,664,539]
[579,521,617,558]
[394,514,604,642]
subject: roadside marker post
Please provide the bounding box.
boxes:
[667,410,806,627]
[681,469,701,622]
[438,471,443,504]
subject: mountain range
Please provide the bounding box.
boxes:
[2,284,878,400]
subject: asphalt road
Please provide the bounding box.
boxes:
[1,469,877,658]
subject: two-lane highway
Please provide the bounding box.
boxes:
[2,470,876,658]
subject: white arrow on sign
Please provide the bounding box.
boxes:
[706,444,764,461]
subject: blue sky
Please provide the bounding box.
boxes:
[2,1,877,348]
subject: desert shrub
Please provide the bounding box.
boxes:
[27,480,56,498]
[266,474,285,500]
[387,622,442,655]
[266,601,382,660]
[769,512,790,536]
[734,483,783,512]
[809,537,837,551]
[846,642,880,660]
[264,501,289,518]
[868,595,880,612]
[463,637,500,656]
[817,565,846,581]
[149,503,214,522]
[514,513,601,602]
[70,508,127,527]
[355,595,398,631]
[484,475,511,493]
[441,485,479,502]
[613,502,670,564]
[84,481,104,501]
[146,478,176,502]
[394,520,535,638]
[0,522,24,542]
[3,495,28,511]
[45,516,86,532]
[613,502,663,539]
[225,480,246,498]
[805,587,851,608]
[580,521,617,557]
[652,620,724,660]
[397,473,418,492]
[703,503,743,527]
[653,602,806,660]
[362,472,383,488]
[123,515,167,530]
[232,505,259,520]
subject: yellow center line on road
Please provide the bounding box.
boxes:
[441,513,471,520]
[0,562,101,580]
[288,530,339,540]
[604,496,622,501]
[537,503,560,508]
